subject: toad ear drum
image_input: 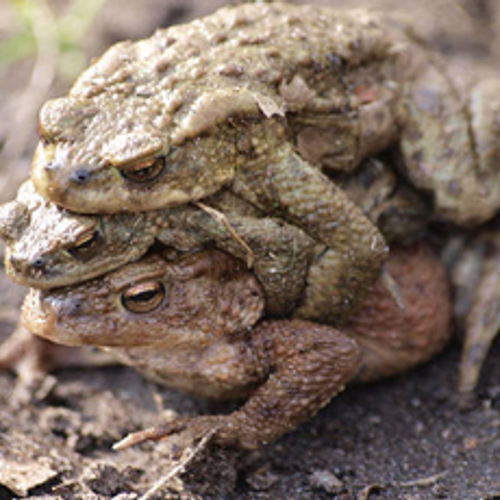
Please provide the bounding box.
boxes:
[121,281,166,313]
[121,157,166,183]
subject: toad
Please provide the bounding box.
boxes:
[23,243,451,449]
[31,4,500,228]
[29,4,420,328]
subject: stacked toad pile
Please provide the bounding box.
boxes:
[0,3,498,448]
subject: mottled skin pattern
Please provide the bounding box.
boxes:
[24,3,500,372]
[32,5,403,213]
[3,2,495,400]
[3,183,383,325]
[31,3,500,227]
[0,182,148,288]
[23,244,451,449]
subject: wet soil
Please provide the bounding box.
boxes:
[1,1,500,499]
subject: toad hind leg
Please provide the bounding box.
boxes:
[458,252,500,407]
[114,319,361,451]
[113,243,450,452]
[234,144,388,324]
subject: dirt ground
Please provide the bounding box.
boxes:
[1,1,500,499]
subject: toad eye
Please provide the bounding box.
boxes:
[68,230,101,260]
[121,156,165,183]
[121,281,166,313]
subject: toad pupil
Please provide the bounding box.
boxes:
[69,231,101,259]
[121,157,166,183]
[122,282,165,313]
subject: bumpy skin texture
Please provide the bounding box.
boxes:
[31,3,500,228]
[32,5,404,213]
[0,158,430,381]
[399,65,500,226]
[0,182,149,288]
[23,244,451,449]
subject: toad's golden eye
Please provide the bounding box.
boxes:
[121,281,166,313]
[121,156,165,183]
[68,230,101,260]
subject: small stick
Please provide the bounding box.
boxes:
[195,202,255,268]
[138,429,217,500]
[380,265,406,311]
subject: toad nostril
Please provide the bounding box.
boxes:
[31,257,46,270]
[68,298,84,316]
[72,168,90,185]
[53,297,85,317]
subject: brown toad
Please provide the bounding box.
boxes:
[31,3,500,227]
[23,243,451,449]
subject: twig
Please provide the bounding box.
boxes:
[356,483,386,500]
[395,470,448,487]
[356,471,448,500]
[138,429,216,500]
[195,201,255,268]
[380,265,406,311]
